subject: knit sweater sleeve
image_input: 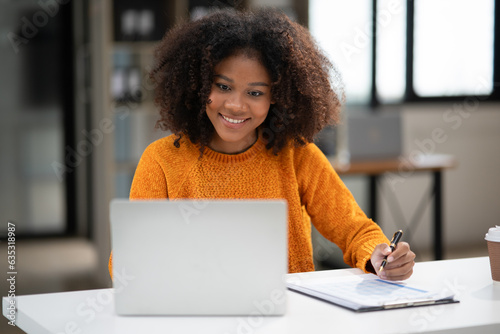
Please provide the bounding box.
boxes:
[129,142,169,200]
[295,143,390,272]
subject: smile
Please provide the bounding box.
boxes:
[220,114,248,124]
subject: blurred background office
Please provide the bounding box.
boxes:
[0,1,499,331]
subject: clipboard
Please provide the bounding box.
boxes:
[286,273,458,312]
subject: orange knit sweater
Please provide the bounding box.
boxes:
[108,134,389,276]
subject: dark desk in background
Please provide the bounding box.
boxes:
[332,154,457,260]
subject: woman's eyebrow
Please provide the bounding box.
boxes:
[214,74,269,87]
[248,82,269,87]
[214,74,233,82]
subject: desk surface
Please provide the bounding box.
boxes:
[332,154,458,175]
[3,257,500,334]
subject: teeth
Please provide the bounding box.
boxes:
[221,114,246,124]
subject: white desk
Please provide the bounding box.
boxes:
[3,257,500,334]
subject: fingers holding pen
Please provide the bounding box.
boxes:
[379,242,416,280]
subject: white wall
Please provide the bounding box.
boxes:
[389,102,500,251]
[315,102,500,267]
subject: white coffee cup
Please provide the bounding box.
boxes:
[485,226,500,284]
[485,226,500,242]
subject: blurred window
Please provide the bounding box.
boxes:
[309,0,498,105]
[414,0,494,97]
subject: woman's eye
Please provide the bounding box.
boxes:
[249,91,263,97]
[216,83,230,91]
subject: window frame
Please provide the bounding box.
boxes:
[367,0,500,106]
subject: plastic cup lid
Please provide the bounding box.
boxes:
[485,226,500,242]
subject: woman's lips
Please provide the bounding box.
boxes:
[219,113,250,128]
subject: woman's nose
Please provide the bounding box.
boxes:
[224,93,247,112]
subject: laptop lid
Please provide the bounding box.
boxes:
[110,199,288,316]
[348,112,402,161]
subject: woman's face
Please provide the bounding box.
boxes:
[206,52,273,154]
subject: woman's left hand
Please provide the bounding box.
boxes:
[370,242,416,280]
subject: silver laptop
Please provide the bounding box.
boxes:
[110,199,288,316]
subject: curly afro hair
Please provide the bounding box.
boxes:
[150,8,344,154]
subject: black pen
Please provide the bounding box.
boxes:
[379,230,403,273]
